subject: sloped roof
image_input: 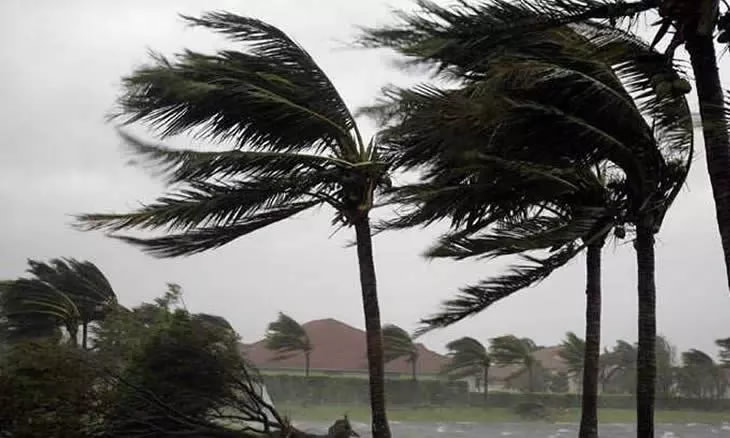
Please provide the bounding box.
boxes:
[241,318,449,374]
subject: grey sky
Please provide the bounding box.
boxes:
[1,0,728,359]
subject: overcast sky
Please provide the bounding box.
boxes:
[1,0,728,359]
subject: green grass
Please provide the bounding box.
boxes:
[278,404,730,424]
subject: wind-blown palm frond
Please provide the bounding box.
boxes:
[418,244,581,333]
[359,0,652,72]
[382,324,418,364]
[559,331,586,377]
[118,12,362,156]
[427,206,609,260]
[264,312,311,361]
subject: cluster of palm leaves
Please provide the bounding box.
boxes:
[361,7,695,438]
[0,258,117,349]
[264,312,313,376]
[59,4,722,438]
[382,324,419,381]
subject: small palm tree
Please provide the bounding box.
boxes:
[0,258,117,348]
[76,13,393,437]
[265,313,312,376]
[441,337,491,403]
[559,332,586,387]
[490,335,539,393]
[382,324,418,381]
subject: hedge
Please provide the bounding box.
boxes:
[263,375,468,405]
[263,374,730,411]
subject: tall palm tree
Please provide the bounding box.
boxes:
[76,13,393,437]
[265,312,313,376]
[0,258,117,348]
[441,337,491,403]
[490,335,540,393]
[382,324,419,381]
[366,24,692,437]
[361,0,730,295]
[559,332,586,385]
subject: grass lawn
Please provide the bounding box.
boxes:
[278,404,730,424]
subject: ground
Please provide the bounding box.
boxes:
[278,404,730,424]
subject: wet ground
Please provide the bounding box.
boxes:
[293,421,730,437]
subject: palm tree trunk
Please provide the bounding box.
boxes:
[635,223,656,438]
[411,359,417,382]
[685,30,730,292]
[527,363,534,393]
[353,217,391,438]
[68,324,78,347]
[82,321,88,350]
[580,243,602,438]
[483,366,489,404]
[305,352,310,377]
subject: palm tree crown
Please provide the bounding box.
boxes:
[0,258,117,348]
[265,312,312,376]
[382,324,419,380]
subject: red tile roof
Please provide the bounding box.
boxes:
[241,318,449,375]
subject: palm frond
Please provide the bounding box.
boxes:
[417,244,581,333]
[119,131,355,184]
[427,206,608,260]
[116,12,361,157]
[358,0,651,71]
[108,201,320,258]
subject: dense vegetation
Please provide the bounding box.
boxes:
[4,2,730,437]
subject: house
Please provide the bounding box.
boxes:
[242,318,579,392]
[241,318,449,379]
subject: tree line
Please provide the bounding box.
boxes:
[4,2,730,437]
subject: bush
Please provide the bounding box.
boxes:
[0,340,105,438]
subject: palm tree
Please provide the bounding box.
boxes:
[382,324,419,381]
[441,337,491,403]
[0,258,117,348]
[366,24,692,437]
[361,0,730,296]
[76,13,393,437]
[265,313,313,376]
[559,332,586,386]
[678,349,727,399]
[600,340,638,394]
[490,335,540,393]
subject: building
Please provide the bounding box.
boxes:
[242,318,578,392]
[241,318,449,379]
